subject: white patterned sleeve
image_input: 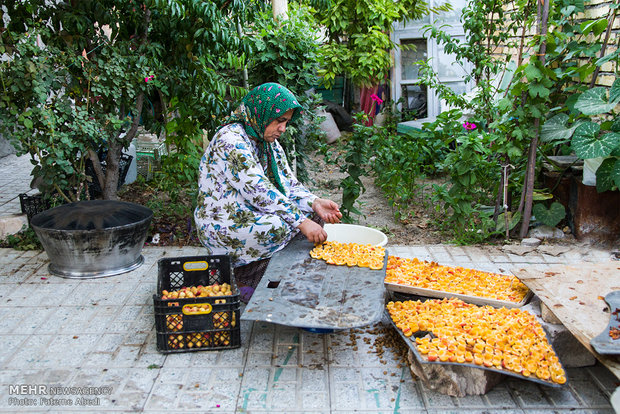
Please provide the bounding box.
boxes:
[213,127,308,228]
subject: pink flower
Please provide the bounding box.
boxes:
[463,122,477,130]
[144,74,155,83]
[370,94,383,105]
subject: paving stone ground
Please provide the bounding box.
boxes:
[0,154,36,217]
[0,245,617,413]
[0,154,618,413]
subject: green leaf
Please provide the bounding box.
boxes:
[610,78,620,104]
[572,123,619,158]
[540,114,576,143]
[532,190,553,201]
[524,64,543,81]
[529,83,550,99]
[496,211,521,233]
[533,202,565,227]
[575,87,617,115]
[595,157,620,192]
[580,19,608,36]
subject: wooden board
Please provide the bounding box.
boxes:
[511,261,620,378]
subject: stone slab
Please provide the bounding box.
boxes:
[0,214,27,239]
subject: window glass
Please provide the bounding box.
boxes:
[444,81,467,95]
[434,0,466,24]
[436,39,468,79]
[401,39,427,80]
[401,84,428,119]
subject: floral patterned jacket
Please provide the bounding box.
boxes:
[194,123,317,266]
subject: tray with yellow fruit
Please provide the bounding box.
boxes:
[386,298,567,387]
[384,256,532,308]
[309,241,386,270]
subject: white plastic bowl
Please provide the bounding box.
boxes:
[324,223,388,247]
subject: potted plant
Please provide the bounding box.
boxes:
[541,79,620,191]
[539,78,620,240]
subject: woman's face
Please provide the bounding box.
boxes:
[263,109,295,143]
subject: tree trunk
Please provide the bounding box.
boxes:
[102,138,121,200]
[518,122,539,238]
[101,92,145,200]
[100,9,150,200]
[518,0,549,239]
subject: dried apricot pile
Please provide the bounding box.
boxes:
[385,256,529,303]
[387,298,566,384]
[309,241,386,270]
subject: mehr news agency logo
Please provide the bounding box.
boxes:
[8,384,112,407]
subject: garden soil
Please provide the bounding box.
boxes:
[305,149,444,246]
[121,142,605,250]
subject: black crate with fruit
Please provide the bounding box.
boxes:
[154,255,241,353]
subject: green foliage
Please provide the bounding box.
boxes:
[370,105,449,220]
[0,227,42,251]
[532,202,566,227]
[312,0,448,88]
[541,79,620,192]
[244,3,325,183]
[596,156,620,192]
[429,123,502,243]
[0,0,252,201]
[336,113,372,222]
[410,0,538,242]
[155,143,202,202]
[534,4,619,196]
[412,0,618,241]
[246,3,320,94]
[0,26,103,201]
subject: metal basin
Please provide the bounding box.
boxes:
[31,200,153,278]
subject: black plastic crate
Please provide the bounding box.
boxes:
[19,193,51,223]
[86,152,133,198]
[153,255,241,353]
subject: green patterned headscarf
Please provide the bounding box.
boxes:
[219,83,303,194]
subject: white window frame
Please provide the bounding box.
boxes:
[391,12,473,123]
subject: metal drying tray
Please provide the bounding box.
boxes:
[241,237,388,331]
[386,308,566,388]
[385,273,532,308]
[590,290,620,355]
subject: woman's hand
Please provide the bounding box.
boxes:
[312,198,342,224]
[297,219,328,244]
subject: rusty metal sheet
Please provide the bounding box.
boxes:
[241,237,387,330]
[591,290,620,355]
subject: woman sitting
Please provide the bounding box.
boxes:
[194,83,341,301]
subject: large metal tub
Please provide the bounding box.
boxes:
[31,200,153,278]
